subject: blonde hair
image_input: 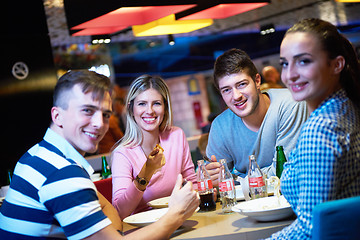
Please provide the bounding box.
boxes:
[114,75,173,149]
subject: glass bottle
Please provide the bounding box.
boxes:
[197,160,216,211]
[248,155,268,199]
[101,156,112,179]
[6,169,12,185]
[276,146,287,178]
[218,159,236,213]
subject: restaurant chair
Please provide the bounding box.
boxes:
[94,177,113,203]
[312,196,360,240]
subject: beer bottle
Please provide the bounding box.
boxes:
[6,169,12,185]
[197,160,216,211]
[248,155,268,199]
[101,156,112,179]
[276,146,287,178]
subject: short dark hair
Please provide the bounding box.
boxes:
[53,70,111,109]
[213,48,259,89]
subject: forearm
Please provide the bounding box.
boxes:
[97,191,123,231]
[181,160,197,184]
[113,181,144,220]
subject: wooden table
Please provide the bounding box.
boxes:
[123,202,295,239]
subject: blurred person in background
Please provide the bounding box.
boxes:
[268,18,360,239]
[98,85,126,154]
[0,70,199,240]
[205,48,308,187]
[200,112,218,133]
[111,75,197,220]
[260,65,285,91]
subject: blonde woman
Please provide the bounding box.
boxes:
[111,75,197,219]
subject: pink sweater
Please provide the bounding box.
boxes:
[111,126,197,219]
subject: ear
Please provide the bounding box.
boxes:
[51,106,63,128]
[255,73,262,90]
[333,55,345,75]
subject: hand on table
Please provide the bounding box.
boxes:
[168,174,200,221]
[205,155,221,187]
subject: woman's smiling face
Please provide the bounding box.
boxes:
[133,88,165,134]
[280,32,342,112]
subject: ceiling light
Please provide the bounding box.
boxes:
[132,14,213,37]
[64,1,270,37]
[91,35,111,44]
[168,34,175,45]
[260,24,275,35]
[70,6,195,36]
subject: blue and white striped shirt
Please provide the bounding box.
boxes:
[0,128,111,239]
[269,89,360,239]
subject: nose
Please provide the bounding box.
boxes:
[92,111,104,129]
[233,88,243,100]
[145,104,155,114]
[284,64,299,82]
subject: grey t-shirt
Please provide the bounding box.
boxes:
[206,88,308,177]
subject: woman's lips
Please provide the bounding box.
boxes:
[143,117,156,123]
[290,82,308,92]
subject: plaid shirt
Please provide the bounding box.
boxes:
[269,89,360,239]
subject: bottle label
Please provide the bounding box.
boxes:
[219,179,234,192]
[197,179,213,191]
[249,176,265,187]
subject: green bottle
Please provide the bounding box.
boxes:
[101,156,112,179]
[276,146,287,178]
[6,169,13,185]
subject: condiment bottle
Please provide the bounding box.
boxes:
[276,146,287,178]
[248,155,268,199]
[218,159,236,213]
[197,160,216,211]
[101,156,112,179]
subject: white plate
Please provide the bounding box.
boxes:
[232,195,294,221]
[91,173,102,182]
[148,196,171,208]
[123,207,200,227]
[235,185,245,201]
[123,208,169,227]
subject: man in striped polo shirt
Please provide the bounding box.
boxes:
[0,70,199,239]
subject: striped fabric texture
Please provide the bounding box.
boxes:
[0,128,111,239]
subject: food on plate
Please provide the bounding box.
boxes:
[267,176,281,205]
[151,143,165,166]
[148,196,170,208]
[155,143,164,152]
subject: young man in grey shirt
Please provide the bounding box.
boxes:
[206,49,308,186]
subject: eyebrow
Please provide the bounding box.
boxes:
[82,104,113,114]
[280,53,312,61]
[219,79,247,90]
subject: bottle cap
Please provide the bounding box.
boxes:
[219,159,226,164]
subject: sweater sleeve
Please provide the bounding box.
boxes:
[111,150,144,220]
[179,129,197,188]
